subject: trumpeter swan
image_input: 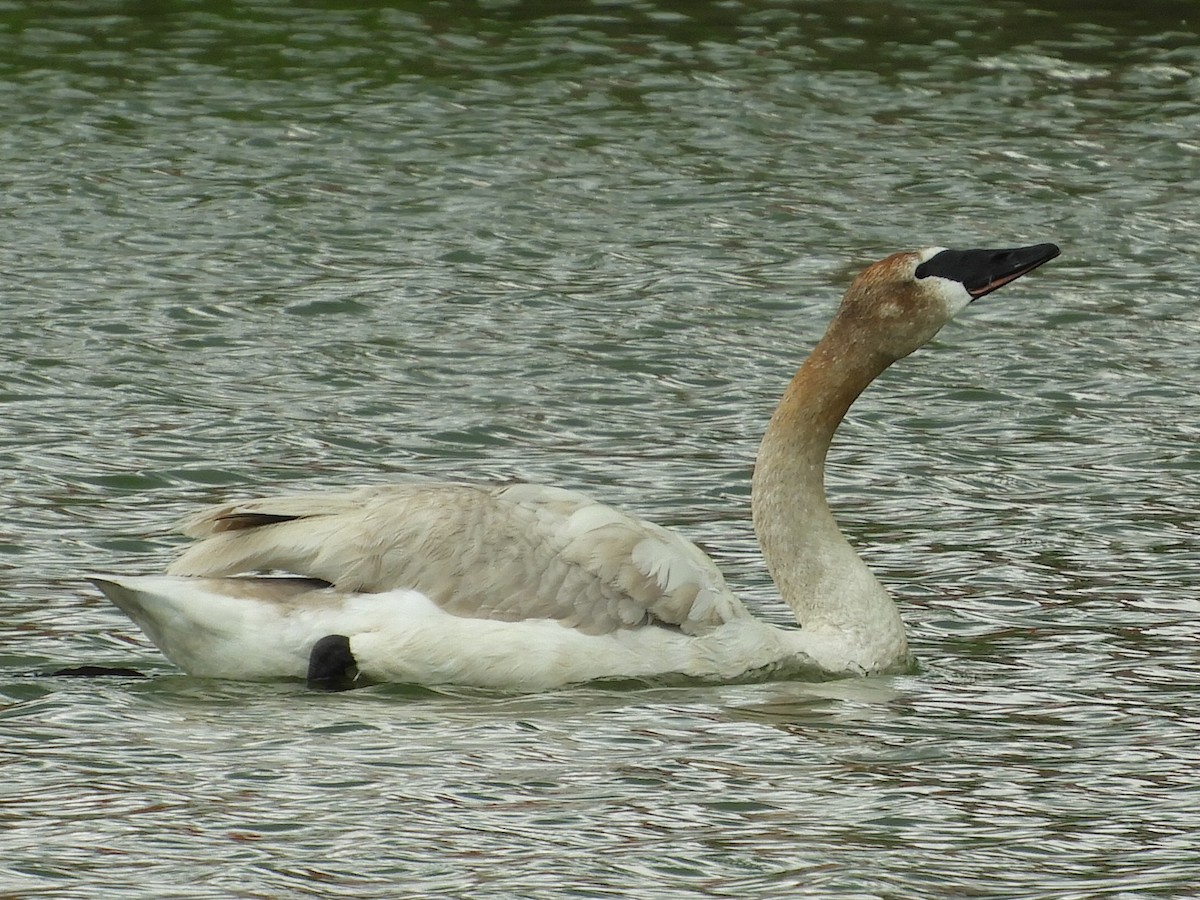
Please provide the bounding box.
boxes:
[91,243,1059,690]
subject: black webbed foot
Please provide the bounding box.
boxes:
[306,634,358,691]
[50,666,147,678]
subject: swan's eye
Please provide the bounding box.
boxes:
[914,249,962,282]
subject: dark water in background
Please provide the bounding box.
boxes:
[2,1,1199,897]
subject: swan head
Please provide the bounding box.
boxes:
[834,242,1060,361]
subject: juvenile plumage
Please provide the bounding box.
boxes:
[92,243,1060,690]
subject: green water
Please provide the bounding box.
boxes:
[2,1,1198,897]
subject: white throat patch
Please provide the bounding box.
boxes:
[915,246,972,320]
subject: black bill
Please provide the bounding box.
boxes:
[915,243,1061,299]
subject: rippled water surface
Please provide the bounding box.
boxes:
[3,1,1199,897]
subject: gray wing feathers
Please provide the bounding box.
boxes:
[167,482,745,634]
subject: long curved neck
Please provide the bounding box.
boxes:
[750,321,907,671]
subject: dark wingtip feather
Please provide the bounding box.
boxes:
[212,512,308,533]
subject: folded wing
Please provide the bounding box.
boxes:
[167,482,746,635]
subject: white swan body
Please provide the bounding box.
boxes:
[91,243,1059,690]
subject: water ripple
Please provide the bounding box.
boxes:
[3,1,1199,897]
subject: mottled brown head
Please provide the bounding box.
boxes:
[831,243,1060,362]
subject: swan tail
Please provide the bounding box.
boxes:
[89,574,347,679]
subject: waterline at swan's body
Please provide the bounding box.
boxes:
[93,572,890,690]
